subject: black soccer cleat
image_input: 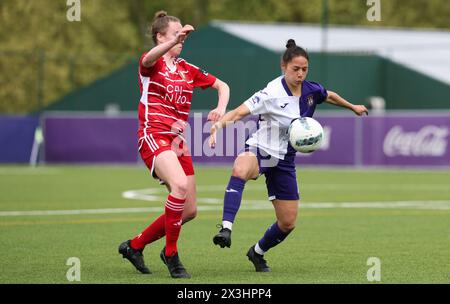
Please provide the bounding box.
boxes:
[246,245,271,272]
[213,225,232,248]
[118,240,151,274]
[160,247,191,279]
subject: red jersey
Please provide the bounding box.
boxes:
[137,54,216,142]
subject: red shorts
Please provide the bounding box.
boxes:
[138,133,194,179]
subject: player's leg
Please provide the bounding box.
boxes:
[129,153,196,252]
[259,199,298,251]
[119,139,168,274]
[155,175,196,278]
[153,150,191,278]
[247,199,298,272]
[182,175,197,224]
[163,174,196,218]
[213,151,259,248]
[128,176,195,255]
[155,174,197,276]
[155,160,197,267]
[247,167,299,272]
[178,153,197,224]
[223,151,259,226]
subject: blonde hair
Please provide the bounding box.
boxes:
[150,11,180,45]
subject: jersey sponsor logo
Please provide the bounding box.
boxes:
[165,84,188,104]
[280,102,289,108]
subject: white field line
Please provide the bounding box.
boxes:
[197,184,450,192]
[119,186,450,211]
[1,187,450,216]
[1,201,450,217]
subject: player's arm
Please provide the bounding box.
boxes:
[325,90,368,116]
[209,103,250,148]
[207,78,230,122]
[142,25,194,67]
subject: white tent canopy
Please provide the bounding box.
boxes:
[212,21,450,85]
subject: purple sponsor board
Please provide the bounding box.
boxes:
[44,115,139,163]
[0,115,39,163]
[294,116,357,166]
[42,113,450,167]
[187,114,258,164]
[187,115,358,166]
[362,115,450,166]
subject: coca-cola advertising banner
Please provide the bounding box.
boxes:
[42,113,450,167]
[361,115,450,166]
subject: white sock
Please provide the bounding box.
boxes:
[255,242,266,255]
[222,220,233,230]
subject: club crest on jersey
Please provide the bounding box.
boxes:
[307,95,314,107]
[178,71,186,81]
[159,139,169,147]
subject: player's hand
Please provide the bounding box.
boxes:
[175,24,195,44]
[352,105,369,116]
[207,107,225,122]
[171,120,187,134]
[209,122,220,148]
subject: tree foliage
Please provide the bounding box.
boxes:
[0,0,140,113]
[0,0,448,113]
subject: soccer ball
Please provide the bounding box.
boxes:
[288,117,324,153]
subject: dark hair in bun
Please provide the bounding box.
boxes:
[282,39,309,63]
[286,39,296,49]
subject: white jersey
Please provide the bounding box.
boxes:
[243,76,327,160]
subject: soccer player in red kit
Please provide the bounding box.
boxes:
[118,11,230,278]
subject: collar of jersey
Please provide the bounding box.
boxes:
[163,58,177,73]
[281,77,293,96]
[281,77,304,98]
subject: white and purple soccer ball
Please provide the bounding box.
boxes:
[288,117,324,153]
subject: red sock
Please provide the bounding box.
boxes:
[130,214,166,250]
[164,194,185,257]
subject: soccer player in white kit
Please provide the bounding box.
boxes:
[209,39,368,272]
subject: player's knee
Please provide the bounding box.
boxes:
[278,219,296,232]
[170,177,188,197]
[183,208,197,223]
[231,165,251,181]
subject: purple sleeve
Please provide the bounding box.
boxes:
[315,82,328,104]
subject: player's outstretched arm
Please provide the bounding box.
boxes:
[209,103,250,148]
[207,78,230,122]
[142,24,194,67]
[325,90,369,116]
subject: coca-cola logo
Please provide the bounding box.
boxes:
[383,125,448,157]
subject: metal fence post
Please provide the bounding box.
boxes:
[37,48,46,112]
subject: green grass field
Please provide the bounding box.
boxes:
[0,165,449,284]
